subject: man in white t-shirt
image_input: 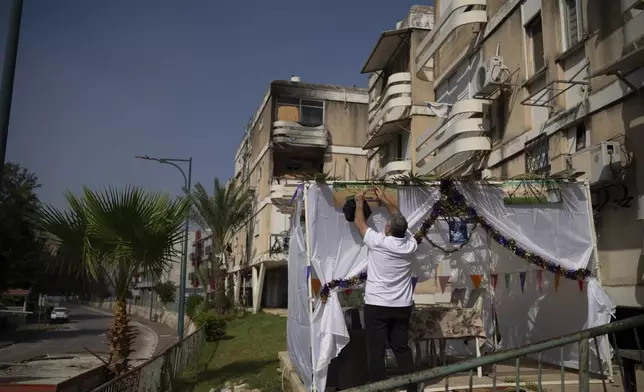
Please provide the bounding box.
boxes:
[354,188,418,391]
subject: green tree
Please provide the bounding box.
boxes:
[0,162,42,292]
[37,186,191,375]
[154,281,177,304]
[190,178,253,314]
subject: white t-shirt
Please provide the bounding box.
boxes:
[363,227,418,307]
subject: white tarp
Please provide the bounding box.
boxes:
[286,183,615,392]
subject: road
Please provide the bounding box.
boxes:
[0,305,156,364]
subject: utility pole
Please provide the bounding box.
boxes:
[0,0,23,188]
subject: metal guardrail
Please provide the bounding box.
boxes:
[343,314,644,392]
[89,325,205,392]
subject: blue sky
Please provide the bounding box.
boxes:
[1,0,427,207]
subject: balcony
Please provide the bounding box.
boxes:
[377,160,411,179]
[587,0,644,78]
[623,0,644,48]
[415,99,490,176]
[364,72,412,149]
[415,0,487,81]
[272,121,329,149]
[270,177,303,213]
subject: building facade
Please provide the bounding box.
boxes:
[362,5,438,180]
[222,78,369,313]
[134,230,199,304]
[408,0,644,312]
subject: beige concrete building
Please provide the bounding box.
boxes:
[408,0,644,314]
[223,78,369,313]
[362,5,438,180]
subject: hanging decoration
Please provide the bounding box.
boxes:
[438,276,450,293]
[504,273,511,290]
[578,280,584,292]
[519,272,527,293]
[414,180,593,282]
[536,270,543,293]
[555,274,561,292]
[471,274,482,289]
[319,271,367,304]
[491,274,499,290]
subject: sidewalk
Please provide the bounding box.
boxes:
[128,312,179,355]
[83,305,178,356]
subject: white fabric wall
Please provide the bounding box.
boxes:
[289,183,615,392]
[286,193,313,391]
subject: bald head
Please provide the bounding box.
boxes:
[387,213,408,238]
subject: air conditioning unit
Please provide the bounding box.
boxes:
[571,141,622,185]
[474,56,510,96]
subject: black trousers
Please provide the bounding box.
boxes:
[364,304,415,390]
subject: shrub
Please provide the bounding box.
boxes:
[194,310,228,341]
[185,295,204,319]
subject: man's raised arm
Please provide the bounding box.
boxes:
[354,192,368,238]
[375,187,399,216]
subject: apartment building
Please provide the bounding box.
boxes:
[362,5,437,180]
[134,230,198,303]
[224,78,369,313]
[407,0,644,314]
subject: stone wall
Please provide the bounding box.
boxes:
[89,301,195,335]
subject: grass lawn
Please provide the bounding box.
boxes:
[174,312,287,392]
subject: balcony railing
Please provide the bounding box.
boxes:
[415,99,490,176]
[272,121,329,149]
[366,72,412,147]
[623,0,644,47]
[415,0,488,81]
[377,159,412,179]
[269,233,290,256]
[270,177,303,213]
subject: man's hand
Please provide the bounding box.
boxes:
[374,187,388,204]
[374,186,399,216]
[355,192,365,206]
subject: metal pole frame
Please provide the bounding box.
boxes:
[135,155,192,339]
[178,158,192,339]
[583,178,615,382]
[303,183,317,392]
[0,0,23,189]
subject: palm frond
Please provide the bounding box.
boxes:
[190,178,253,256]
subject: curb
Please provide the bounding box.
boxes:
[0,342,17,350]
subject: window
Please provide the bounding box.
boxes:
[300,100,324,127]
[561,0,583,50]
[575,123,587,151]
[254,218,259,237]
[525,134,550,174]
[526,14,545,75]
[276,97,324,127]
[567,122,588,152]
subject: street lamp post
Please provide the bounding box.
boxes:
[135,155,192,339]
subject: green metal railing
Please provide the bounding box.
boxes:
[344,314,644,392]
[89,325,205,392]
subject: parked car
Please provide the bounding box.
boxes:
[50,307,70,323]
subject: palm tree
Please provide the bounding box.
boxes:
[38,186,191,375]
[190,178,253,313]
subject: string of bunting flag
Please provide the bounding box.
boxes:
[435,270,585,294]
